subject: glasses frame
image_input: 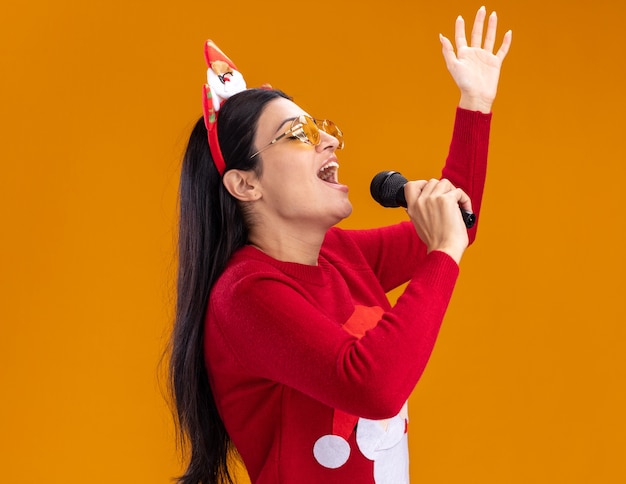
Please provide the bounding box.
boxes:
[249,115,343,159]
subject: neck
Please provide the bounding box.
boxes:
[247,227,326,266]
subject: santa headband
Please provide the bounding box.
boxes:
[201,40,251,175]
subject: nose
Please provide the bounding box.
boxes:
[316,129,340,152]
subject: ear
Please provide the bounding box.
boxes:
[222,169,261,202]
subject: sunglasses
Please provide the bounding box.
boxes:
[249,115,344,159]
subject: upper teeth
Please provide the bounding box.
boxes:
[318,161,338,181]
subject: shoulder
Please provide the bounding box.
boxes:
[211,246,330,306]
[213,246,285,290]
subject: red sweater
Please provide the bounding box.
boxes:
[205,108,491,483]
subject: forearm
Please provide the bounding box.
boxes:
[337,223,424,292]
[441,107,491,243]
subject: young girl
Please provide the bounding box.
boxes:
[170,7,511,484]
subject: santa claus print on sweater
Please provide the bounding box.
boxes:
[312,305,410,484]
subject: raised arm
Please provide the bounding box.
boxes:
[404,7,511,263]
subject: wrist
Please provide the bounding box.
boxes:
[428,246,464,265]
[458,93,493,114]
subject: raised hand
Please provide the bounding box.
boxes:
[440,6,512,113]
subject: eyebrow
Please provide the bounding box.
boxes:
[273,116,299,136]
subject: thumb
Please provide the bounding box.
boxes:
[439,33,457,68]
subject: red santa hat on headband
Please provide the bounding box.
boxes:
[204,40,247,112]
[202,40,247,175]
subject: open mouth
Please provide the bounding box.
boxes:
[317,161,339,184]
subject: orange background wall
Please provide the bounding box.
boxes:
[1,1,624,482]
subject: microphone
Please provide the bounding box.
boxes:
[370,171,476,229]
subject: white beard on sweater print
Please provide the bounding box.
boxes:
[313,403,409,484]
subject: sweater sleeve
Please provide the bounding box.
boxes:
[208,250,459,420]
[442,107,492,244]
[330,222,424,293]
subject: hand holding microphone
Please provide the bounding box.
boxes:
[370,171,475,228]
[370,171,474,263]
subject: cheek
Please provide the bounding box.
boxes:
[261,176,308,208]
[262,162,312,197]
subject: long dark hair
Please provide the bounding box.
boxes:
[170,88,290,483]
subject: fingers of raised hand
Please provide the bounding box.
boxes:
[496,29,513,61]
[470,6,487,48]
[483,11,498,53]
[456,6,512,60]
[454,15,467,49]
[439,33,456,66]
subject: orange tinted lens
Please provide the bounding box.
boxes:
[301,116,320,145]
[322,120,344,149]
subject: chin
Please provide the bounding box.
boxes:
[323,199,353,228]
[336,200,353,221]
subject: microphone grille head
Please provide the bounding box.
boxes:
[370,171,408,207]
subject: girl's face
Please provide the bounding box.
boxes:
[250,97,352,231]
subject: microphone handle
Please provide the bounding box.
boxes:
[461,210,476,229]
